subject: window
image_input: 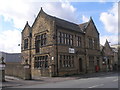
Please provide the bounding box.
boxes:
[58,32,62,44]
[64,33,67,44]
[35,36,40,53]
[89,38,93,49]
[61,33,64,44]
[34,55,48,68]
[58,32,73,46]
[24,39,28,49]
[59,55,74,68]
[66,34,69,45]
[42,33,46,46]
[45,56,48,68]
[35,33,47,53]
[63,33,65,44]
[40,33,47,46]
[70,35,73,45]
[94,38,98,49]
[76,36,82,47]
[88,38,98,49]
[68,35,70,45]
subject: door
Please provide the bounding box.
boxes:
[79,58,83,72]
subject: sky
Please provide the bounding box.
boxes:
[0,0,119,53]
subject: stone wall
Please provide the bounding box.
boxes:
[5,62,31,79]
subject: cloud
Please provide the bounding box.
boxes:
[82,15,89,22]
[39,2,78,23]
[100,3,118,34]
[99,0,106,3]
[0,0,31,29]
[0,30,21,53]
[100,35,118,45]
[0,0,77,29]
[100,3,118,45]
[0,0,78,53]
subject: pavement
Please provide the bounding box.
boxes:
[2,71,118,88]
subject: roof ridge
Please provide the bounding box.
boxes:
[30,8,83,33]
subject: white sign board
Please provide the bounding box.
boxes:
[69,48,75,53]
[0,64,5,68]
[0,64,5,70]
[24,65,30,69]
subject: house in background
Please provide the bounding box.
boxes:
[0,51,21,64]
[101,40,118,71]
[21,8,102,77]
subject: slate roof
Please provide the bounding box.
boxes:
[79,22,88,31]
[29,8,98,34]
[34,8,83,33]
[54,17,83,33]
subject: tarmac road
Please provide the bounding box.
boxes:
[13,72,118,88]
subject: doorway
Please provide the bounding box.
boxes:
[79,58,83,72]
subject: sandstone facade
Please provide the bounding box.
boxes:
[21,8,102,77]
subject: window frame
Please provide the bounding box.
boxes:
[35,33,47,53]
[59,55,74,68]
[24,38,28,50]
[34,55,48,69]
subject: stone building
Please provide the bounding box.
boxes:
[21,8,102,77]
[111,45,118,66]
[101,40,115,71]
[111,44,119,70]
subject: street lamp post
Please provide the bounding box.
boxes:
[0,57,6,82]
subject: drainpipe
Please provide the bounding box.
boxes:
[84,34,87,74]
[29,29,32,79]
[54,18,58,76]
[85,49,88,73]
[56,28,59,76]
[29,32,32,65]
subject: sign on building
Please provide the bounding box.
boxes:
[69,48,75,53]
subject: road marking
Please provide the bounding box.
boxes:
[113,79,118,82]
[106,77,114,78]
[88,84,104,88]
